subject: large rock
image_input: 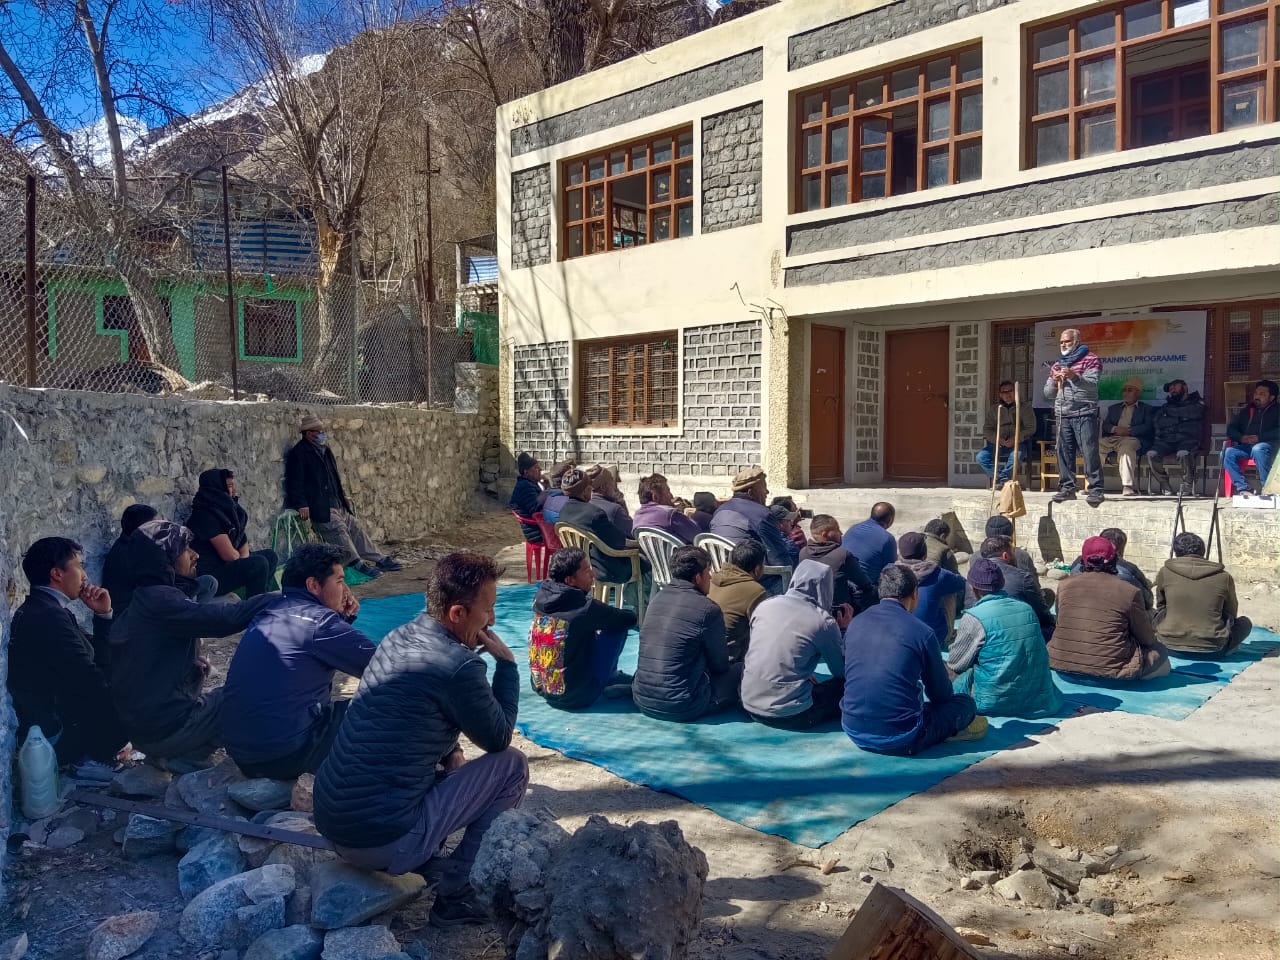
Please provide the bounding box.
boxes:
[244,925,323,960]
[233,897,287,949]
[291,774,314,813]
[266,841,337,876]
[993,869,1066,910]
[44,825,85,850]
[310,862,427,930]
[1032,846,1089,893]
[228,779,295,813]
[110,766,171,799]
[178,818,246,854]
[179,864,296,948]
[121,815,181,860]
[177,760,247,815]
[472,811,709,960]
[179,834,248,901]
[321,926,401,960]
[85,912,159,960]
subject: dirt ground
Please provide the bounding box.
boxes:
[3,500,1277,959]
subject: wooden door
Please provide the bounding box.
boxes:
[809,324,845,484]
[885,327,949,482]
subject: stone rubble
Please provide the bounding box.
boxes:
[85,912,159,960]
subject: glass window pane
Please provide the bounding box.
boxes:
[1079,12,1116,51]
[1222,0,1263,9]
[856,76,884,108]
[676,163,692,199]
[958,48,982,83]
[1079,55,1116,104]
[926,58,951,91]
[827,170,849,206]
[1138,110,1177,146]
[567,225,583,257]
[860,175,885,199]
[1033,24,1070,62]
[567,163,584,186]
[891,67,919,100]
[805,129,822,167]
[676,204,693,238]
[1035,66,1070,114]
[804,92,823,123]
[861,146,887,171]
[925,149,949,188]
[652,170,671,202]
[1172,0,1209,27]
[958,141,981,182]
[566,189,583,220]
[652,138,672,164]
[1034,118,1069,165]
[829,124,850,163]
[861,118,888,146]
[927,99,951,141]
[1124,0,1162,39]
[830,85,850,116]
[609,151,626,176]
[959,91,982,134]
[1222,18,1265,72]
[652,209,671,241]
[589,222,606,253]
[1079,108,1116,157]
[802,174,821,211]
[630,145,647,170]
[677,131,693,158]
[588,156,605,180]
[588,185,604,216]
[1222,76,1264,129]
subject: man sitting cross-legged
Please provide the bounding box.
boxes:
[741,561,851,730]
[842,502,898,586]
[633,546,742,722]
[799,514,873,614]
[977,535,1056,643]
[529,547,638,709]
[221,544,376,780]
[1154,532,1252,656]
[707,539,768,663]
[315,552,528,929]
[1068,527,1153,613]
[922,518,960,575]
[948,559,1064,718]
[898,532,966,647]
[841,564,983,755]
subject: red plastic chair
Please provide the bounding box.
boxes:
[511,510,549,582]
[1222,440,1256,497]
[534,513,562,552]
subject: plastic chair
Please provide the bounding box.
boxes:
[1221,440,1256,497]
[694,532,792,582]
[634,527,684,600]
[555,523,646,624]
[511,510,549,583]
[534,513,562,552]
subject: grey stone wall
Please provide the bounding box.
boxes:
[455,363,502,492]
[511,50,763,156]
[511,165,552,270]
[785,194,1280,286]
[511,320,763,479]
[788,139,1280,256]
[701,102,764,233]
[788,0,1015,70]
[951,323,985,480]
[853,328,883,476]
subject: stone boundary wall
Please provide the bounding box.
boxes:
[701,102,764,233]
[511,165,553,270]
[787,139,1280,256]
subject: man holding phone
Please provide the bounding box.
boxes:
[1044,328,1105,506]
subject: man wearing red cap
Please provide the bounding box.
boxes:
[1049,536,1170,680]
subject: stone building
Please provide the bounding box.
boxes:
[496,0,1280,489]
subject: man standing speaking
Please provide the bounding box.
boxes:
[1045,328,1104,506]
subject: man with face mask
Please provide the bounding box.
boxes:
[1146,380,1206,496]
[284,415,401,578]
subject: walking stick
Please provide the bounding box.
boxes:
[1010,382,1022,547]
[990,403,1002,516]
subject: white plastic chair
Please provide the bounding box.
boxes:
[694,531,792,582]
[634,527,684,600]
[555,523,646,625]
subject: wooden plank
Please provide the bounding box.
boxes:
[827,884,983,960]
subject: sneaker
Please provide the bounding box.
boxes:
[602,683,634,699]
[375,556,403,572]
[352,561,382,579]
[1086,490,1105,506]
[1051,489,1077,503]
[429,888,488,928]
[66,758,117,783]
[948,716,989,742]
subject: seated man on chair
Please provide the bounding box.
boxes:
[632,473,700,544]
[708,539,768,663]
[530,547,637,709]
[633,546,741,722]
[1146,379,1206,497]
[1154,533,1252,656]
[709,467,798,581]
[976,381,1035,486]
[1099,379,1155,497]
[557,468,644,585]
[509,452,547,545]
[1224,379,1279,498]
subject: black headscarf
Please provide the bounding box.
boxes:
[191,468,248,547]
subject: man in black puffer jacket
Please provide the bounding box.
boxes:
[1145,379,1206,496]
[314,553,527,929]
[632,546,741,722]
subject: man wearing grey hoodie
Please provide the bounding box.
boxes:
[741,561,852,729]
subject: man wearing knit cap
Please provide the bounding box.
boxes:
[557,467,646,585]
[948,560,1063,718]
[709,467,798,591]
[285,414,401,579]
[1099,377,1155,496]
[897,531,965,646]
[1049,536,1170,680]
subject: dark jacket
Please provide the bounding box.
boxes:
[7,590,126,763]
[982,401,1036,446]
[188,468,251,575]
[314,612,519,848]
[709,495,798,568]
[707,563,767,662]
[510,476,544,544]
[841,519,897,586]
[221,588,376,766]
[632,580,729,722]
[841,598,952,752]
[1154,556,1239,654]
[100,536,135,632]
[591,493,633,539]
[541,490,568,525]
[1227,400,1280,447]
[1049,572,1165,679]
[284,437,351,525]
[110,529,272,743]
[923,533,960,576]
[1151,392,1206,453]
[972,558,1055,642]
[902,559,966,646]
[529,579,637,710]
[1069,556,1154,611]
[633,502,700,544]
[1102,400,1156,455]
[557,497,636,583]
[799,539,872,612]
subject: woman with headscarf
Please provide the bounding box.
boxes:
[187,468,279,598]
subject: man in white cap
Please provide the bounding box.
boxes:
[285,414,401,578]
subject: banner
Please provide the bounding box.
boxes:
[1031,313,1208,409]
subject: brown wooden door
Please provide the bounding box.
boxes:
[809,324,845,483]
[885,327,949,482]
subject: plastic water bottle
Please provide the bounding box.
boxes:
[18,725,60,820]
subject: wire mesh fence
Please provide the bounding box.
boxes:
[0,169,480,405]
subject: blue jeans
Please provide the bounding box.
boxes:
[1224,442,1273,492]
[976,441,1032,481]
[1056,414,1103,493]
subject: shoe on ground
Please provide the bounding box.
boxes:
[66,758,118,782]
[1178,485,1195,498]
[375,556,403,572]
[430,888,488,928]
[602,682,634,699]
[1051,489,1077,503]
[608,670,634,685]
[352,561,382,579]
[948,716,989,742]
[1160,485,1176,496]
[1122,486,1137,497]
[1086,490,1105,506]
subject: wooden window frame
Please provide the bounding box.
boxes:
[560,127,694,261]
[577,331,680,429]
[794,44,984,212]
[1025,0,1280,168]
[239,296,302,363]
